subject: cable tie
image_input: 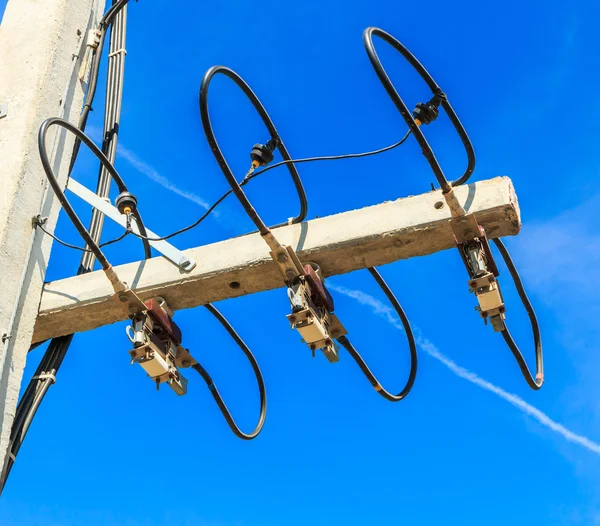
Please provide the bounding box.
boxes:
[32,372,57,384]
[108,48,127,58]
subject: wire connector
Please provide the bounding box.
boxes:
[115,191,137,215]
[250,137,280,168]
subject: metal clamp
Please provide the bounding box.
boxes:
[126,297,197,396]
[450,213,506,332]
[260,229,347,362]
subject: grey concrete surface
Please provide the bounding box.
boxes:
[33,176,520,343]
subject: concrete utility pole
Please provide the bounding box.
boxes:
[0,0,105,476]
[32,176,520,343]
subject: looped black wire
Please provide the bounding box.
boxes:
[492,239,544,390]
[39,117,151,266]
[336,267,418,402]
[199,66,308,236]
[363,26,476,191]
[192,304,267,440]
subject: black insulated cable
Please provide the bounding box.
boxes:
[363,27,542,389]
[35,220,130,252]
[38,117,152,269]
[192,304,267,440]
[336,267,418,402]
[39,118,117,269]
[199,66,308,235]
[492,238,544,390]
[124,131,412,243]
[363,27,476,191]
[243,130,413,182]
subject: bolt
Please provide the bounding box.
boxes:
[325,339,332,346]
[480,311,487,318]
[119,294,128,302]
[488,276,495,283]
[310,344,316,351]
[469,281,477,288]
[289,316,296,323]
[285,269,296,279]
[277,253,288,263]
[499,306,506,313]
[434,201,444,210]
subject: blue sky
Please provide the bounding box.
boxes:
[2,0,600,524]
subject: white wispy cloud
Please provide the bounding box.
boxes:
[86,126,213,211]
[331,282,600,456]
[515,192,600,302]
[116,144,212,210]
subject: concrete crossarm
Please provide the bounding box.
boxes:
[33,176,521,343]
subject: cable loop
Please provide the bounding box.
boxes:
[38,117,151,266]
[363,26,476,190]
[192,304,267,440]
[492,239,544,390]
[336,267,418,402]
[199,65,308,235]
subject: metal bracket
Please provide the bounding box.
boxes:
[112,288,148,317]
[67,178,196,271]
[0,104,8,120]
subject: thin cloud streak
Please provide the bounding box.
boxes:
[116,145,212,210]
[86,126,213,211]
[331,282,600,456]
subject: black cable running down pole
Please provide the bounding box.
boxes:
[336,268,418,402]
[492,239,544,390]
[363,27,476,191]
[199,66,308,235]
[193,304,267,440]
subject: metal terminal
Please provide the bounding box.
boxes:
[468,272,506,331]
